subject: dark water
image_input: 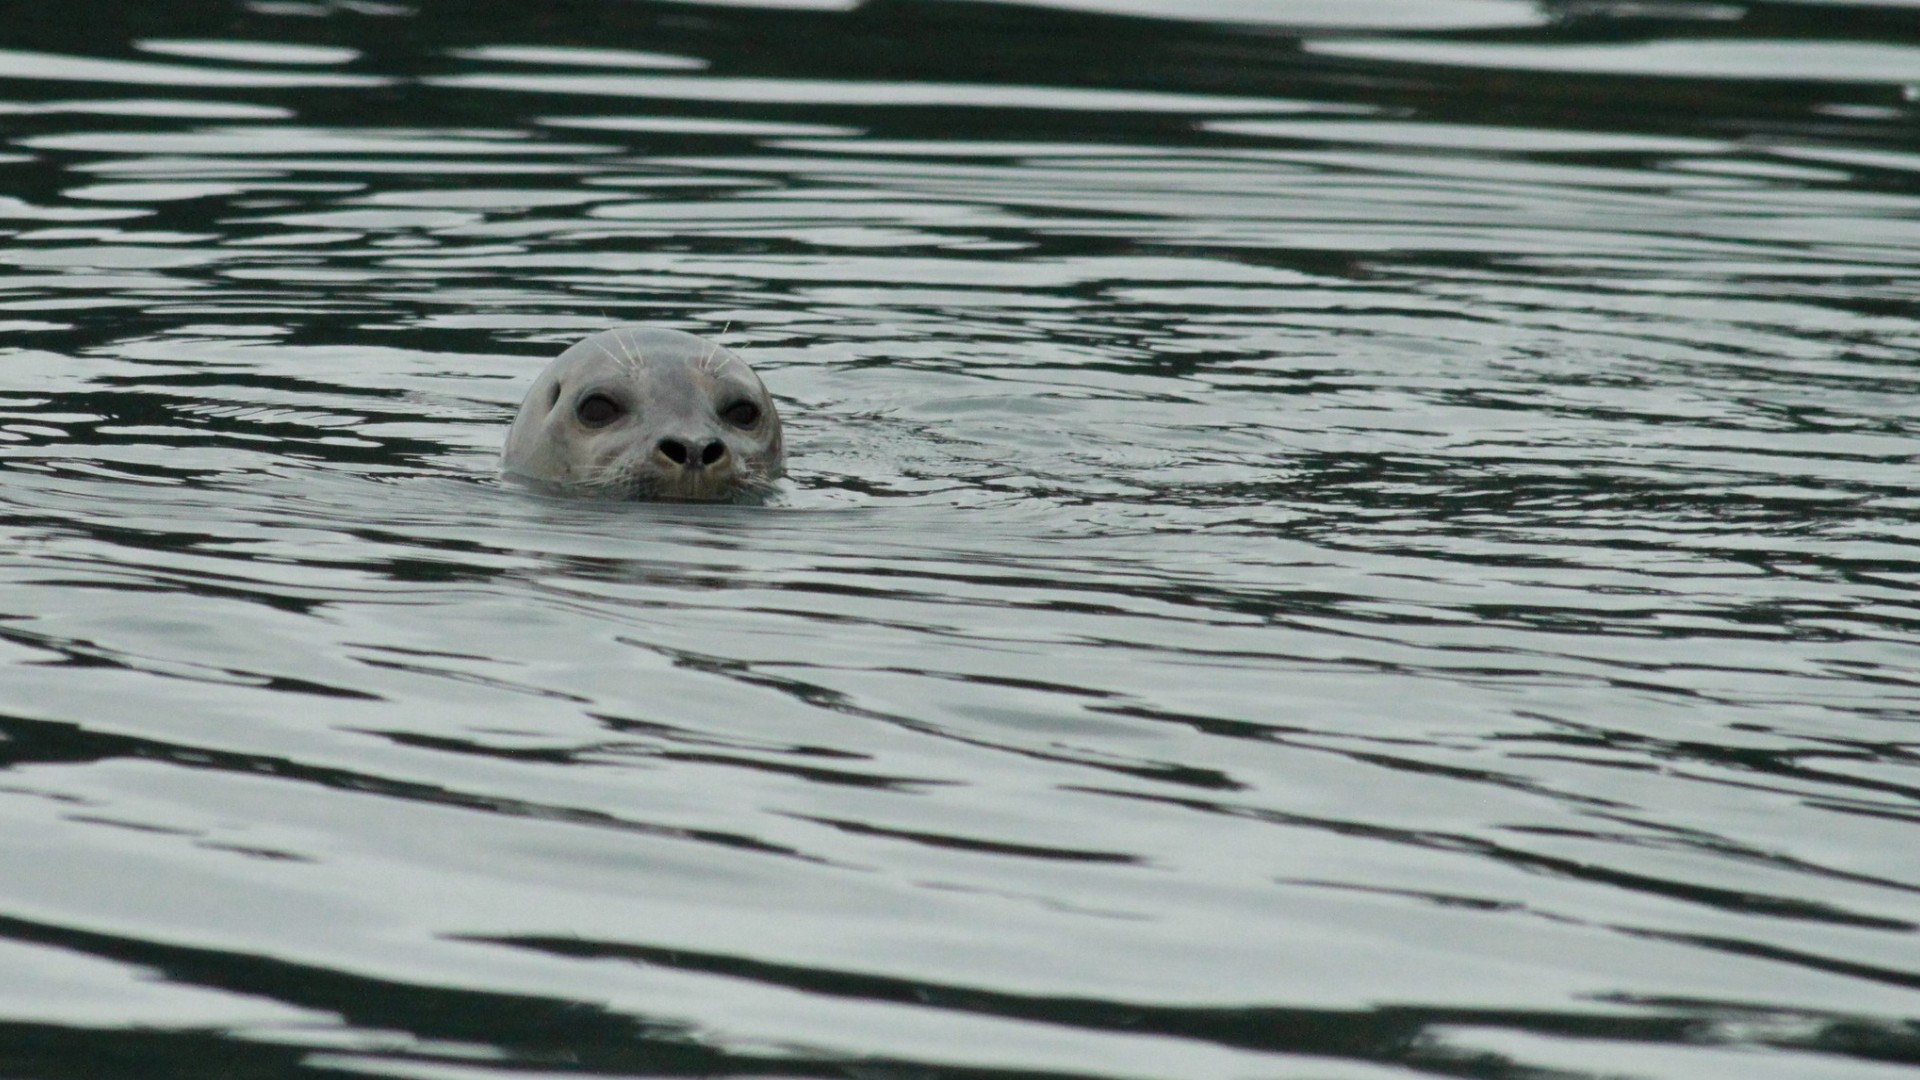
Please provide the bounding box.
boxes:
[2,0,1919,1076]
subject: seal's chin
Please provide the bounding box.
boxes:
[575,457,766,503]
[649,470,743,502]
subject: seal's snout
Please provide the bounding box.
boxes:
[657,436,728,469]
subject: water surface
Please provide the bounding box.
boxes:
[2,1,1919,1077]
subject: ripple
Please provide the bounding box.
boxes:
[0,47,393,88]
[0,99,293,119]
[450,45,708,70]
[135,39,364,66]
[1204,119,1728,154]
[1008,0,1549,29]
[1306,37,1920,84]
[428,72,1344,114]
[539,114,863,137]
[22,128,619,156]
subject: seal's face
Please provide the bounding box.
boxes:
[502,328,784,501]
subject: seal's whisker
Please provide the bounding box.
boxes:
[702,339,742,377]
[581,457,649,498]
[616,329,644,374]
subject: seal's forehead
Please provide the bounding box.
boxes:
[556,326,756,393]
[564,327,752,381]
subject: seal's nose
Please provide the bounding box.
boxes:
[657,437,728,468]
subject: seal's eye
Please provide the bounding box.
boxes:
[720,400,760,428]
[576,393,624,427]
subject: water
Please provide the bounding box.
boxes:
[2,0,1919,1076]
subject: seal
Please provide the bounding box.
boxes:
[502,327,784,501]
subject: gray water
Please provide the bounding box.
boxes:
[2,1,1919,1077]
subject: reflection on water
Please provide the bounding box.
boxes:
[1,0,1919,1077]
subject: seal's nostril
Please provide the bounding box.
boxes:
[700,440,726,466]
[658,438,688,465]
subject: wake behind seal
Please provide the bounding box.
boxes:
[502,327,784,501]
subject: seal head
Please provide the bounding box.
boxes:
[502,327,784,501]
